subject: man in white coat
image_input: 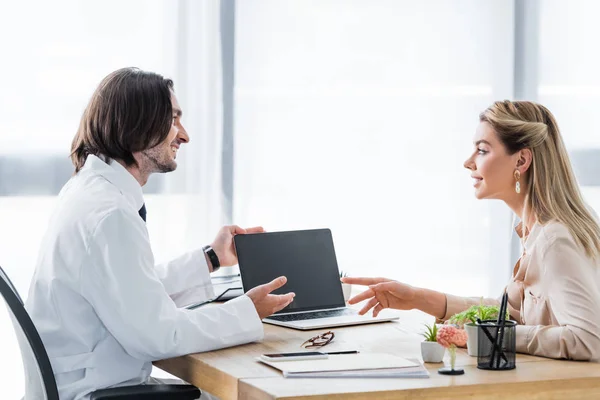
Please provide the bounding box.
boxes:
[25,67,295,400]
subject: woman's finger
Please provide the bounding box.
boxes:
[341,277,388,286]
[358,297,379,315]
[347,287,375,305]
[370,282,406,300]
[373,303,384,317]
[373,291,390,310]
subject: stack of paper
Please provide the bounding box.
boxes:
[259,354,429,379]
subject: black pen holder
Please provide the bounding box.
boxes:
[476,320,516,370]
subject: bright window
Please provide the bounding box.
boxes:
[234,0,515,296]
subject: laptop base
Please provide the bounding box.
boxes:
[262,314,399,331]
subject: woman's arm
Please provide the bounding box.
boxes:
[442,293,500,321]
[342,277,497,320]
[517,236,600,361]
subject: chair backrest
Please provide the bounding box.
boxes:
[0,266,59,400]
[0,267,24,304]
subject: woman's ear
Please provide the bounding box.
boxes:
[516,148,533,174]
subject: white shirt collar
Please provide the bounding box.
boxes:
[81,155,145,211]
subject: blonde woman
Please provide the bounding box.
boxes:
[344,100,600,360]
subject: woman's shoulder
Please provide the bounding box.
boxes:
[538,220,572,242]
[535,221,580,256]
[537,220,598,265]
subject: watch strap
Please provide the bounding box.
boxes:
[202,245,220,273]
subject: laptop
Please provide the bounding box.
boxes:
[234,228,398,330]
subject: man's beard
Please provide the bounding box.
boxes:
[141,146,176,174]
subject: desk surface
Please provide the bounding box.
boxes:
[155,309,600,399]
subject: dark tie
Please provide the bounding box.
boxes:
[138,204,147,222]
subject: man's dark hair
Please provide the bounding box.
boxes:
[70,67,174,173]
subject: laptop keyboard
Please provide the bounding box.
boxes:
[267,308,357,322]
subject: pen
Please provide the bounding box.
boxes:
[325,350,359,355]
[476,317,507,363]
[494,292,509,368]
[490,292,508,368]
[211,273,241,279]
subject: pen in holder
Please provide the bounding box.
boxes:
[476,291,515,370]
[476,319,516,370]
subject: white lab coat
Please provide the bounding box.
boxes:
[25,155,263,400]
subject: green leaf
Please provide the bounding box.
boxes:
[421,322,439,342]
[448,303,510,327]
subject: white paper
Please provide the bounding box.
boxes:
[284,365,430,379]
[260,353,418,374]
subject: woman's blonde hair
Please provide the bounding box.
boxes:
[480,100,600,260]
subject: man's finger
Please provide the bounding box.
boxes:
[245,226,265,234]
[231,225,246,235]
[272,293,295,313]
[341,277,388,286]
[262,276,287,294]
[347,287,374,305]
[277,293,295,305]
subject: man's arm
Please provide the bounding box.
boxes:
[80,208,263,361]
[154,225,265,307]
[154,249,215,308]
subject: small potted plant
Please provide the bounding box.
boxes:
[420,322,445,363]
[448,300,509,357]
[437,325,468,375]
[340,271,351,302]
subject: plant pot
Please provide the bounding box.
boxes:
[341,283,352,302]
[465,323,478,357]
[420,341,445,363]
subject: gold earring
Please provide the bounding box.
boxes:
[514,170,521,194]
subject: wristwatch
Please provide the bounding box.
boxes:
[202,245,220,273]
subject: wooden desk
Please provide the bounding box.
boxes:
[155,310,600,399]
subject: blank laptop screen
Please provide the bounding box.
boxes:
[234,229,346,313]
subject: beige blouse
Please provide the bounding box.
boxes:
[443,221,600,360]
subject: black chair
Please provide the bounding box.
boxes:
[0,266,201,400]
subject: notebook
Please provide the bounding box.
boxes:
[283,364,430,379]
[258,354,429,378]
[183,275,243,310]
[234,229,398,330]
[210,274,243,301]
